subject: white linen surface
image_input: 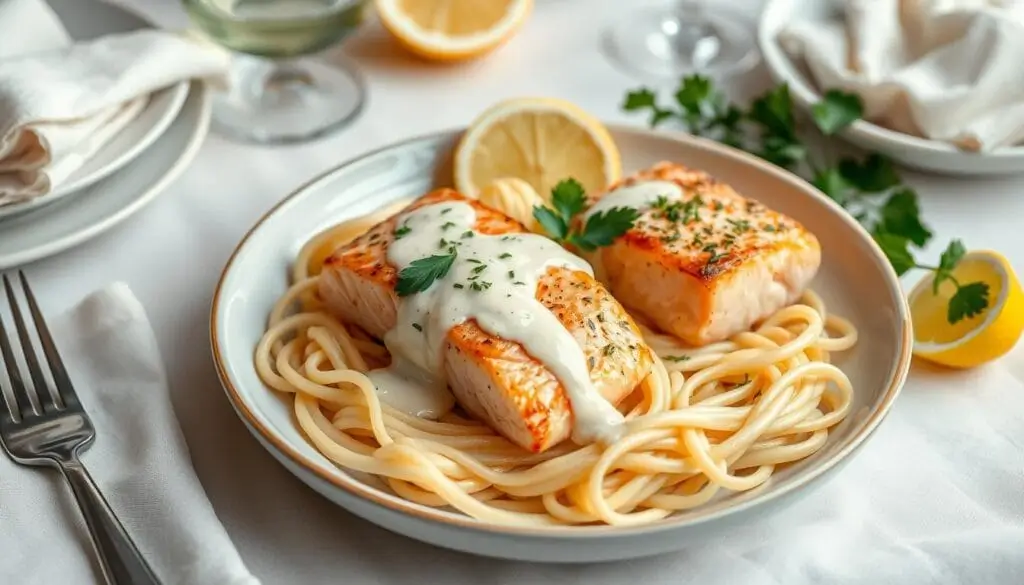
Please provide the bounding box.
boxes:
[779,0,1024,151]
[0,283,260,585]
[10,0,1024,583]
[0,0,229,206]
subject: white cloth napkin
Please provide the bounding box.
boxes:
[779,0,1024,151]
[0,283,260,585]
[0,0,230,206]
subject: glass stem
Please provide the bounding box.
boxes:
[263,59,316,91]
[675,0,714,39]
[676,0,706,22]
[670,0,720,69]
[231,54,315,108]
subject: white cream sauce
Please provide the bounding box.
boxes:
[365,355,453,419]
[369,200,626,445]
[582,180,684,221]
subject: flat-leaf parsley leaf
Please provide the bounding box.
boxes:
[395,251,457,297]
[811,90,863,135]
[878,188,932,247]
[533,178,638,251]
[948,282,990,324]
[571,207,640,251]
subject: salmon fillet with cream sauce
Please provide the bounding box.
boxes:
[319,189,653,453]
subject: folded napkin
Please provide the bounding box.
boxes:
[0,283,260,585]
[779,0,1024,151]
[0,0,229,206]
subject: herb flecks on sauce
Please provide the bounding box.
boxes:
[586,178,796,272]
[387,200,631,444]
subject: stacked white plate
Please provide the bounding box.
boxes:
[0,0,212,269]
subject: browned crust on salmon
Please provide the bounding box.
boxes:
[594,161,816,283]
[322,189,653,452]
[325,189,524,289]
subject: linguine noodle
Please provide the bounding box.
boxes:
[253,201,858,527]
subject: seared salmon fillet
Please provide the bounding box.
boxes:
[590,162,821,346]
[320,189,653,452]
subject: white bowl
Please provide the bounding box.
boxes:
[758,0,1024,176]
[210,127,912,563]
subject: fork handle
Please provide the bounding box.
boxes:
[57,459,162,585]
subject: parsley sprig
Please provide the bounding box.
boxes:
[533,179,639,252]
[395,250,457,297]
[926,240,990,323]
[623,75,989,324]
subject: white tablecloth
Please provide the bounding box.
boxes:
[20,0,1024,583]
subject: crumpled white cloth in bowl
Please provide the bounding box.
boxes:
[779,0,1024,151]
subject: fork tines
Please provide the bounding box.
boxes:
[0,272,73,422]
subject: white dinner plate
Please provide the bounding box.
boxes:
[0,80,209,269]
[0,0,190,222]
[211,127,913,563]
[758,0,1024,176]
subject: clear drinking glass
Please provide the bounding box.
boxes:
[182,0,371,144]
[604,0,758,80]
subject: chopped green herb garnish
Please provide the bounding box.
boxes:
[727,218,751,233]
[394,224,412,239]
[499,252,512,259]
[412,323,423,332]
[652,195,683,222]
[664,355,691,362]
[679,196,703,224]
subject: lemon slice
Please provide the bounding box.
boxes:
[910,250,1024,368]
[375,0,533,62]
[454,97,621,200]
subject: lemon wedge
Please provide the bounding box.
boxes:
[910,250,1024,368]
[375,0,532,62]
[454,97,621,200]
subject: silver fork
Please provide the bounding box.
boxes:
[0,272,161,585]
